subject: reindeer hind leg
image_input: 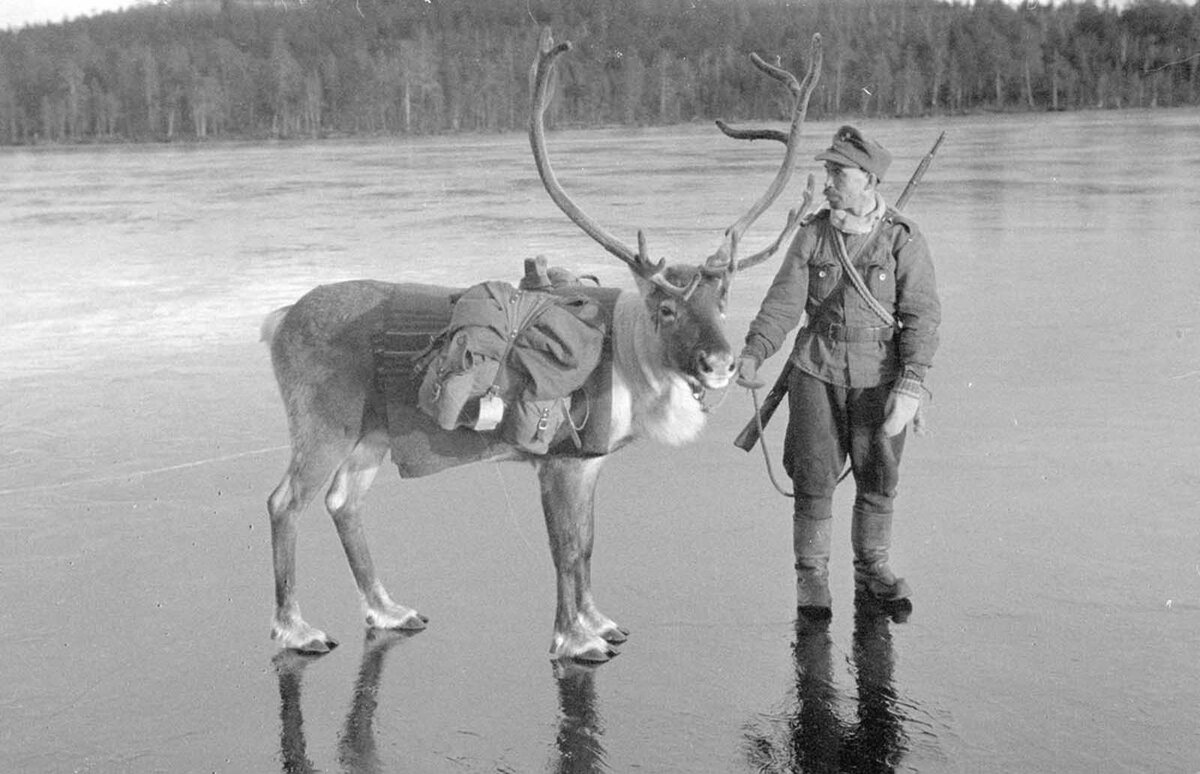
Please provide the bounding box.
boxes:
[268,430,352,653]
[326,429,428,633]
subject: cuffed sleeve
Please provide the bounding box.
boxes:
[737,345,765,368]
[891,372,924,400]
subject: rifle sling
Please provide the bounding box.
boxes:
[828,221,900,330]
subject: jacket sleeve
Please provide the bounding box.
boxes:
[741,227,812,365]
[892,223,941,377]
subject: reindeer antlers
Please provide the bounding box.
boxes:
[734,173,823,271]
[709,34,823,274]
[529,28,701,300]
[529,29,822,293]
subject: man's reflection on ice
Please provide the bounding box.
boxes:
[744,594,913,773]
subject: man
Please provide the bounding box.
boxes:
[737,125,941,619]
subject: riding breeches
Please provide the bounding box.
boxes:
[783,368,906,521]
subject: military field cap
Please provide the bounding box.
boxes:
[815,125,892,181]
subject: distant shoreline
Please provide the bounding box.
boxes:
[1,102,1193,150]
[3,0,1196,146]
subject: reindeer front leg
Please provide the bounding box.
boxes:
[575,467,630,647]
[537,456,622,662]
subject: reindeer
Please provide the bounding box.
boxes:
[261,28,822,663]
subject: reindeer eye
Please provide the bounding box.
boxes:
[658,301,678,322]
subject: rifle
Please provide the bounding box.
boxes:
[733,131,946,452]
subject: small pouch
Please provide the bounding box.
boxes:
[417,329,500,431]
[500,396,570,454]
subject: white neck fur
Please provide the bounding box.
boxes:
[606,290,707,447]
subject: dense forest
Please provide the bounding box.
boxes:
[0,0,1197,144]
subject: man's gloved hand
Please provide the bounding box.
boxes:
[736,356,765,389]
[881,391,920,437]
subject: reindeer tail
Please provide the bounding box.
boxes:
[260,306,292,344]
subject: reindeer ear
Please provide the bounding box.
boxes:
[719,272,733,309]
[630,270,661,307]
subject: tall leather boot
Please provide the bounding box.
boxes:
[794,516,833,618]
[851,509,912,602]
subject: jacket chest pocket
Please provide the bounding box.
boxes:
[863,245,896,307]
[864,262,895,305]
[808,261,840,302]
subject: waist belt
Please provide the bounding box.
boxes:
[812,320,894,342]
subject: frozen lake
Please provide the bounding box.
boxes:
[2,107,1198,772]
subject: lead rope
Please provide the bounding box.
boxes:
[750,385,852,498]
[750,387,794,498]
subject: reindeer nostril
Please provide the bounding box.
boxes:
[696,351,737,378]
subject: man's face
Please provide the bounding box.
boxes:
[822,162,874,211]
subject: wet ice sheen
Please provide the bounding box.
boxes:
[1,109,1198,772]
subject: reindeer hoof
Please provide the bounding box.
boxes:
[573,644,619,664]
[272,623,338,654]
[399,613,430,631]
[365,610,429,631]
[296,636,338,654]
[599,625,630,645]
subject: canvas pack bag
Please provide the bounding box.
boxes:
[417,279,606,454]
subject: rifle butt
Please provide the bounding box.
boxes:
[733,418,763,452]
[733,383,787,452]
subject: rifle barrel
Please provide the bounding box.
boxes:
[895,130,945,211]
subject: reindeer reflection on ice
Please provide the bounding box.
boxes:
[273,636,609,773]
[273,631,411,774]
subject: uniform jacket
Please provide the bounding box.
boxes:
[742,208,940,389]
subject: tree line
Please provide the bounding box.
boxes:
[0,0,1197,145]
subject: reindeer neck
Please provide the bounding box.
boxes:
[608,290,707,447]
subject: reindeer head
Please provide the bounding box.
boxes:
[529,29,823,395]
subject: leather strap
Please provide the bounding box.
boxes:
[810,319,894,342]
[829,221,901,331]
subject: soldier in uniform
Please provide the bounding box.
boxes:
[737,125,941,619]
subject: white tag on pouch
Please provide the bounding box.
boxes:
[473,393,505,432]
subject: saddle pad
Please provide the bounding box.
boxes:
[370,286,455,406]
